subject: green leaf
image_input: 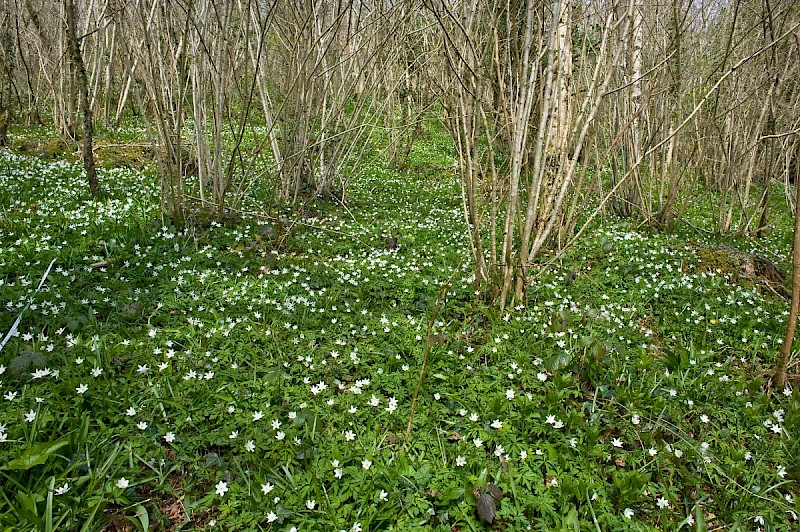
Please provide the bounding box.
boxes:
[2,440,69,470]
[546,352,573,372]
[127,505,149,532]
[562,506,579,532]
[694,505,707,532]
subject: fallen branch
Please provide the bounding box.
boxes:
[0,258,57,353]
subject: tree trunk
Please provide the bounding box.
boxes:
[65,0,99,197]
[774,33,800,390]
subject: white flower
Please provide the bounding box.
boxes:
[24,409,36,423]
[344,430,355,441]
[261,483,274,495]
[369,395,380,407]
[276,431,285,440]
[137,421,148,430]
[623,508,634,519]
[271,419,281,430]
[334,468,343,478]
[252,411,264,421]
[379,490,388,501]
[473,438,483,448]
[494,445,505,457]
[245,440,255,452]
[76,383,88,394]
[537,372,548,382]
[648,447,658,457]
[362,459,372,470]
[55,483,69,495]
[469,413,478,422]
[700,414,709,423]
[611,438,623,448]
[505,389,515,400]
[656,496,670,509]
[777,465,787,478]
[456,456,466,467]
[266,511,278,523]
[126,407,136,417]
[385,397,398,414]
[164,432,175,443]
[631,414,640,425]
[519,450,528,461]
[306,499,316,510]
[215,481,228,497]
[490,419,503,429]
[229,431,238,439]
[116,478,130,489]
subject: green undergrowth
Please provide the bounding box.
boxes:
[0,145,798,531]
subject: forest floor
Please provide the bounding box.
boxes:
[0,128,798,531]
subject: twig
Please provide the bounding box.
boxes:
[403,280,450,450]
[0,258,57,353]
[403,253,468,449]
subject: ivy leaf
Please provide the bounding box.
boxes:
[2,439,68,470]
[477,492,496,524]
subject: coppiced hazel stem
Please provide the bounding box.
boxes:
[774,31,800,390]
[65,0,98,197]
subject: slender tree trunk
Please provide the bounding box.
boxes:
[0,4,13,146]
[776,153,800,389]
[65,0,98,197]
[775,32,800,390]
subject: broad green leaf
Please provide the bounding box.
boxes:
[2,440,68,470]
[562,506,579,532]
[694,505,707,532]
[127,505,149,532]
